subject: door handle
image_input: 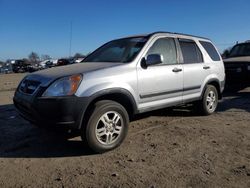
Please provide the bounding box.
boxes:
[172,68,182,72]
[203,66,210,70]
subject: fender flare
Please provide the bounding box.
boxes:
[200,78,222,100]
[77,88,138,129]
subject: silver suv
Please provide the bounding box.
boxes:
[14,32,225,153]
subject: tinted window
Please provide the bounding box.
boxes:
[83,37,148,63]
[147,38,177,64]
[179,39,203,64]
[229,43,250,57]
[95,47,125,62]
[200,41,221,61]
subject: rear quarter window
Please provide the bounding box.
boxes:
[200,41,221,61]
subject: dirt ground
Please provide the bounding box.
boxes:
[0,73,249,188]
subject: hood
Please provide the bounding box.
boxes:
[26,62,123,87]
[223,56,250,63]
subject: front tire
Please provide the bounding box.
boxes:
[82,100,129,153]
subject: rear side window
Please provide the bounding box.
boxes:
[200,41,221,61]
[179,39,203,64]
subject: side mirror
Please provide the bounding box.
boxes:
[146,54,163,66]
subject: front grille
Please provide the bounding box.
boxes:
[19,79,41,95]
[225,62,249,67]
[14,101,36,123]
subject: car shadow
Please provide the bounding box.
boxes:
[133,81,250,120]
[0,104,94,158]
[133,105,197,121]
[218,81,250,113]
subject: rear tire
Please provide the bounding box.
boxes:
[197,85,218,115]
[82,100,129,153]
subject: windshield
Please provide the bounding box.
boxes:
[229,43,250,57]
[83,37,148,63]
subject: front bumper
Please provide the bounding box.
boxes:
[13,90,89,129]
[224,62,250,81]
[220,80,225,93]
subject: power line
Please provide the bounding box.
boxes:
[215,43,235,46]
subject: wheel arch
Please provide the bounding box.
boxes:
[78,88,138,129]
[202,78,222,99]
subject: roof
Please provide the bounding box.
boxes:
[148,31,210,40]
[122,31,210,41]
[235,41,250,45]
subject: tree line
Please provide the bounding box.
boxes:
[2,52,86,65]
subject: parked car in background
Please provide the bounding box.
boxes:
[0,63,3,73]
[56,58,70,66]
[75,57,85,63]
[0,62,12,74]
[27,64,42,72]
[0,66,2,74]
[40,60,52,69]
[14,32,225,153]
[1,67,12,74]
[45,61,54,68]
[12,60,31,73]
[57,58,80,66]
[52,59,58,66]
[223,41,250,82]
[45,59,58,68]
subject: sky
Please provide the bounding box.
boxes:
[0,0,250,61]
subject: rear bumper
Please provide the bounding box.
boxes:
[13,91,89,129]
[220,80,225,93]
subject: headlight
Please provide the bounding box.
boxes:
[42,74,82,97]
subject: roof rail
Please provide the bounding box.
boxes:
[148,31,210,40]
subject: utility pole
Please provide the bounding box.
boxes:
[69,21,72,58]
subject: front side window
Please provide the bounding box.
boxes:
[146,38,177,65]
[179,39,203,64]
[83,37,148,63]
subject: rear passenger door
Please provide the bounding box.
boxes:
[178,39,211,102]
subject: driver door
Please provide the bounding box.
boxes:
[137,37,183,111]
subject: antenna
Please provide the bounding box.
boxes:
[69,21,72,58]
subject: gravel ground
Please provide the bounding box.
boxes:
[0,73,249,187]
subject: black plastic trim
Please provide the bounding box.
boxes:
[138,100,182,113]
[200,78,223,100]
[140,86,201,99]
[77,88,138,129]
[148,31,210,40]
[13,91,86,129]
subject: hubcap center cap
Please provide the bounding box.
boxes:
[106,123,114,132]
